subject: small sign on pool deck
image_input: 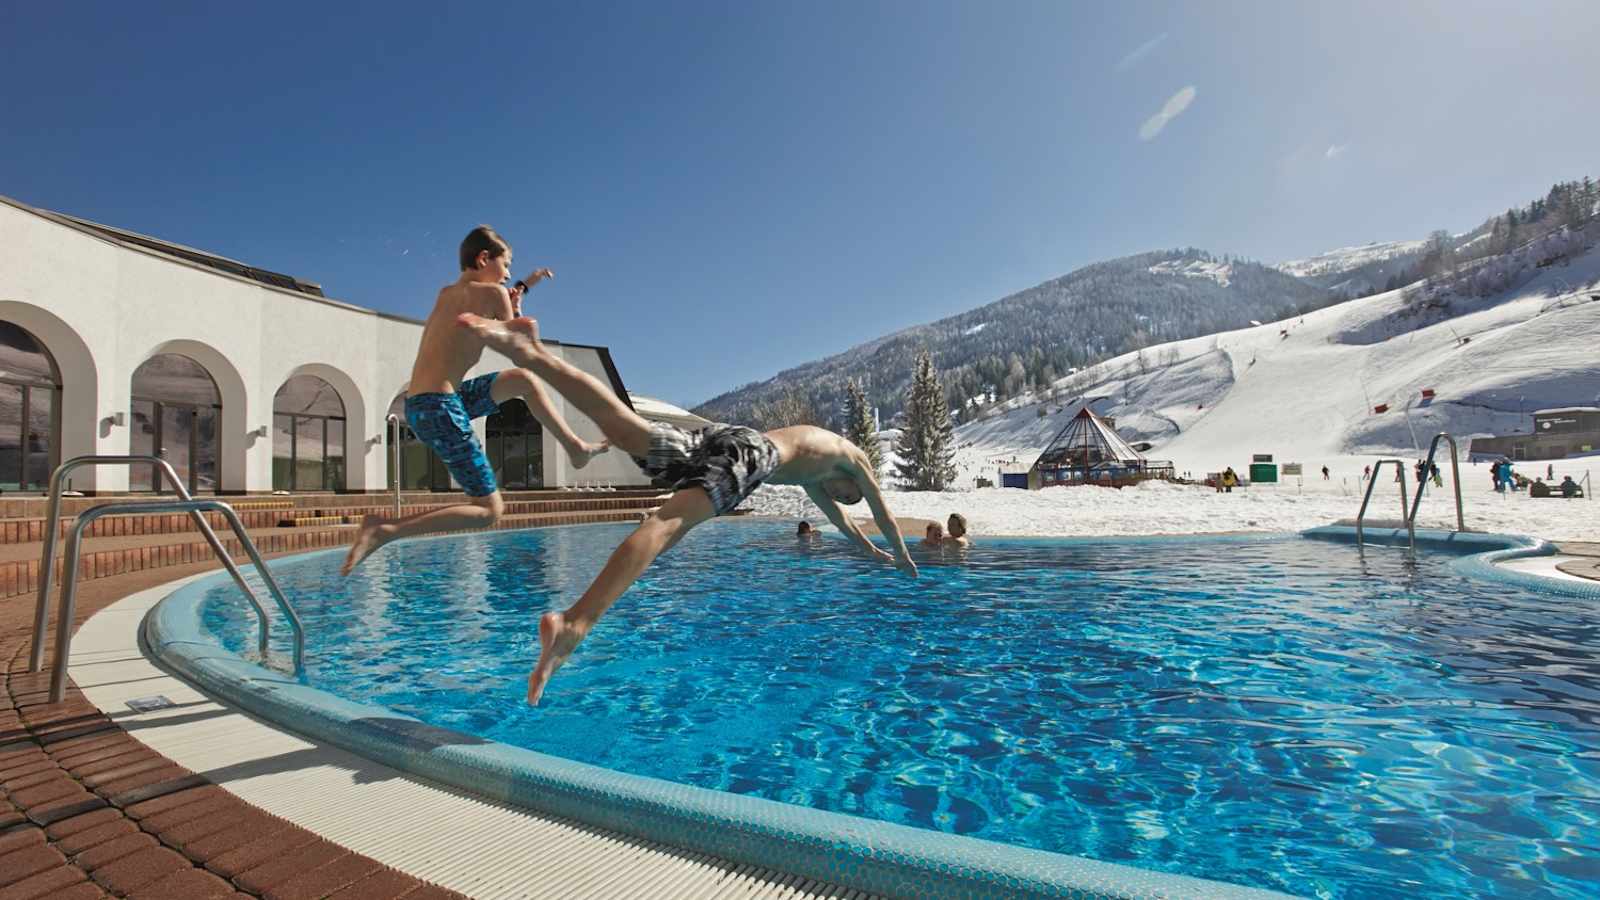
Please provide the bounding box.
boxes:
[126,695,175,713]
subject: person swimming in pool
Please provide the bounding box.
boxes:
[340,226,609,576]
[457,312,919,705]
[944,512,971,548]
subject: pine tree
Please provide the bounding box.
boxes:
[894,350,957,491]
[842,377,883,480]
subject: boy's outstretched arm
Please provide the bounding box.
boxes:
[850,461,918,577]
[803,483,895,564]
[510,267,554,317]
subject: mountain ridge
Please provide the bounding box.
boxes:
[692,248,1335,426]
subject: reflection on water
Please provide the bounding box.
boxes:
[200,524,1600,899]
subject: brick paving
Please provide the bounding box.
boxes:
[1,495,663,899]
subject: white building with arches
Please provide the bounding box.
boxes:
[0,193,657,494]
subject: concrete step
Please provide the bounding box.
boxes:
[0,487,664,519]
[0,505,663,600]
[0,493,670,545]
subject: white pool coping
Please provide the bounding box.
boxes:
[1495,554,1595,584]
[69,573,871,900]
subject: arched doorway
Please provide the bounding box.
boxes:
[487,399,543,489]
[130,355,220,492]
[273,375,347,491]
[0,321,61,491]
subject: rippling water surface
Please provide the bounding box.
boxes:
[198,522,1600,898]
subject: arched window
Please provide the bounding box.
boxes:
[487,399,543,489]
[0,321,61,491]
[273,375,347,491]
[130,355,220,493]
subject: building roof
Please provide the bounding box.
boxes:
[50,206,326,297]
[1034,405,1146,469]
[1534,407,1600,415]
[629,393,710,426]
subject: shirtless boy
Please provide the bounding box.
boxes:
[457,312,919,704]
[340,226,609,575]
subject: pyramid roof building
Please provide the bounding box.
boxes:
[1034,406,1146,471]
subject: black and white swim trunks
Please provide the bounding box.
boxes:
[631,422,783,516]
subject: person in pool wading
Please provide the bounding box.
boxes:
[340,226,609,577]
[456,311,919,705]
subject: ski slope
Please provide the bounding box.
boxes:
[955,235,1600,476]
[744,234,1600,543]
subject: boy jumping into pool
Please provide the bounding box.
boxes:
[341,226,609,576]
[456,312,919,705]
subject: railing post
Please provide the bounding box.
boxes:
[28,465,70,673]
[49,515,90,702]
[1406,432,1466,533]
[386,414,402,518]
[215,504,305,675]
[1355,459,1414,553]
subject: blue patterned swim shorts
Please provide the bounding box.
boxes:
[404,372,501,497]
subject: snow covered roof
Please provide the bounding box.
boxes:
[630,393,711,427]
[1034,406,1146,469]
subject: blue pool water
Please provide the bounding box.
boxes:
[196,522,1600,898]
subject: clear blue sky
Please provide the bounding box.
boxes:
[4,1,1598,408]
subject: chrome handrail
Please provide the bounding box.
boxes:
[48,498,305,702]
[30,455,273,673]
[1407,432,1466,532]
[386,413,402,517]
[1356,459,1415,552]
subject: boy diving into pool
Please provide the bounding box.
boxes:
[341,226,609,576]
[456,312,920,705]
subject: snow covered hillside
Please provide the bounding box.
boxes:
[742,236,1600,544]
[1276,239,1427,296]
[944,233,1600,479]
[1277,240,1427,279]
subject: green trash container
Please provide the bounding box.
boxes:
[1249,462,1277,484]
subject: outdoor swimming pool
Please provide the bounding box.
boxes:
[170,522,1599,898]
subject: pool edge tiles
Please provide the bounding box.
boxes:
[147,547,1293,900]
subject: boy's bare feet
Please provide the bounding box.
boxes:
[568,438,611,469]
[458,313,548,367]
[528,610,589,705]
[340,515,388,576]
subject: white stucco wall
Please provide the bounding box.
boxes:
[0,198,651,492]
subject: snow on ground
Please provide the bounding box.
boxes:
[1276,239,1427,279]
[743,462,1600,543]
[764,236,1600,546]
[1146,258,1232,286]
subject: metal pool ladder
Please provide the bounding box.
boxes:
[1355,459,1415,552]
[1407,432,1466,533]
[28,455,305,704]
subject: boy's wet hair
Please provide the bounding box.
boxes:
[797,520,812,534]
[459,225,510,271]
